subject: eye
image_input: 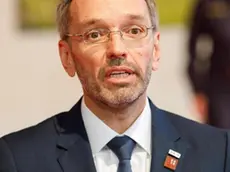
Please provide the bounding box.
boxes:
[130,28,141,34]
[86,31,101,40]
[122,25,146,39]
[84,29,108,42]
[125,26,144,35]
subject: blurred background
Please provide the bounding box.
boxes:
[0,0,206,136]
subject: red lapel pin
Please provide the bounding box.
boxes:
[164,149,181,171]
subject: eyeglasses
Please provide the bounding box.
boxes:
[65,25,155,45]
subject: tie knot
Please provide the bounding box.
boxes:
[107,136,136,161]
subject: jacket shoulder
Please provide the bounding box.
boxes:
[162,109,228,142]
[0,112,67,151]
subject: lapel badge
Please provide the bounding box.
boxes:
[164,149,181,171]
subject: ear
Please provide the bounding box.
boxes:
[58,40,76,77]
[152,32,160,71]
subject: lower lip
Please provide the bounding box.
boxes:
[105,73,136,84]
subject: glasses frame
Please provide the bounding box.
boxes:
[65,25,156,44]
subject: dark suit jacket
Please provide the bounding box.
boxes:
[0,99,230,172]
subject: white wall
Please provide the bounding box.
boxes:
[0,1,200,137]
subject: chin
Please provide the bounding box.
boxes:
[96,86,146,108]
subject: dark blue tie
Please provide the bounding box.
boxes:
[107,136,136,172]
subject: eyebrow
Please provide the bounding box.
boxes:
[78,14,147,29]
[124,14,146,22]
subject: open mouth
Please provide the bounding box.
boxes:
[109,71,131,78]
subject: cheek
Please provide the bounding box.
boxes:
[72,47,106,78]
[130,47,153,73]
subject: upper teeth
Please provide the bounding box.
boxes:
[111,71,128,75]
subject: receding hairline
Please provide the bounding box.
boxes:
[56,0,158,40]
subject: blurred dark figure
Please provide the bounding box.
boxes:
[188,0,230,128]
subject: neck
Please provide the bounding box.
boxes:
[84,93,147,134]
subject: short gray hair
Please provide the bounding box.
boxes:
[56,0,158,40]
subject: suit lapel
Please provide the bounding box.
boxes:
[55,99,97,172]
[149,101,200,172]
[54,98,202,172]
[57,133,96,172]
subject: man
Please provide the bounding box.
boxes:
[187,0,230,128]
[0,0,230,171]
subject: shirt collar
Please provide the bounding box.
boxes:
[81,97,152,155]
[124,98,151,155]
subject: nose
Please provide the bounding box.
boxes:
[106,31,128,59]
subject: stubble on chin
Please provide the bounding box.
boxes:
[75,57,153,108]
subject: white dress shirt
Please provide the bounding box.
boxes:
[81,97,152,172]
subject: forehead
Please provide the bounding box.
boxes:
[69,0,151,25]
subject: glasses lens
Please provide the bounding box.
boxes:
[122,25,147,40]
[84,29,109,43]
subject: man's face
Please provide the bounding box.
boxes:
[59,0,160,108]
